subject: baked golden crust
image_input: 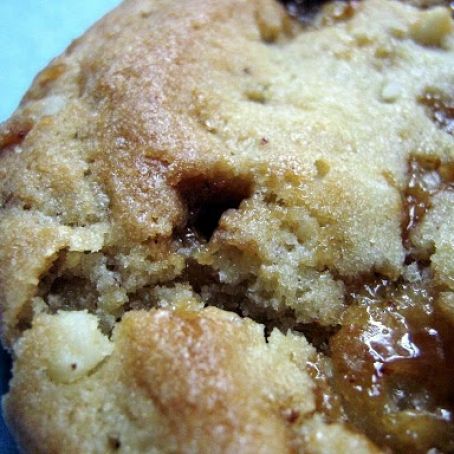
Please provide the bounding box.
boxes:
[3,308,311,453]
[1,0,454,452]
[4,305,383,453]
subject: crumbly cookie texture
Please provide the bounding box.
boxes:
[3,307,312,453]
[0,0,453,452]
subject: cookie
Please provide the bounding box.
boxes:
[1,0,453,452]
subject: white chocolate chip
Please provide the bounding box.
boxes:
[46,311,113,383]
[41,95,67,116]
[381,81,402,102]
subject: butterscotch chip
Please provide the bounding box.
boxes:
[1,0,454,452]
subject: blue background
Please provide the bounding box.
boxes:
[0,0,121,121]
[0,1,121,452]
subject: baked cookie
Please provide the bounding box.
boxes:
[1,0,453,452]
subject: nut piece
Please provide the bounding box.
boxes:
[410,7,453,47]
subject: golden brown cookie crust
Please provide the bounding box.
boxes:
[1,0,454,452]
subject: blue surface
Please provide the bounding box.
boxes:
[0,1,121,451]
[0,0,121,121]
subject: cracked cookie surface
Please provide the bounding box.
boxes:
[1,0,454,452]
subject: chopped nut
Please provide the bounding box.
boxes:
[410,7,453,47]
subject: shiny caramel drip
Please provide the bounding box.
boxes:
[331,279,454,453]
